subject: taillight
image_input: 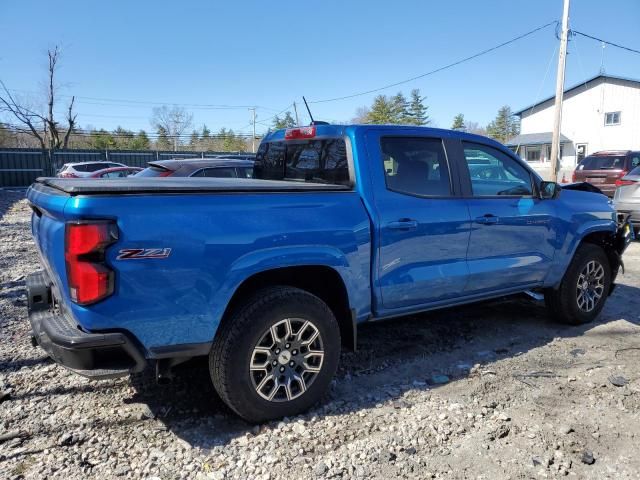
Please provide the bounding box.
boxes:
[618,170,628,178]
[65,221,118,305]
[158,170,173,177]
[571,171,576,182]
[285,126,316,140]
[615,178,636,187]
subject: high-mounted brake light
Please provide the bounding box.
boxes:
[65,222,118,305]
[285,126,316,140]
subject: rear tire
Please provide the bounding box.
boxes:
[545,243,611,325]
[210,286,341,423]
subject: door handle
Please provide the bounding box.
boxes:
[474,214,499,225]
[388,219,418,231]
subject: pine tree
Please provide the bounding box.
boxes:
[89,129,116,150]
[200,125,212,151]
[189,130,200,150]
[273,111,296,130]
[155,126,172,150]
[367,95,397,124]
[407,89,429,126]
[391,92,410,124]
[133,130,150,150]
[113,126,135,149]
[486,106,520,143]
[451,113,466,131]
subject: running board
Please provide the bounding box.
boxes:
[524,290,544,302]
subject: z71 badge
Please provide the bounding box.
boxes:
[116,248,172,260]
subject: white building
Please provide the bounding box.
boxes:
[507,74,640,177]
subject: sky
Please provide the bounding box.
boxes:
[1,0,639,137]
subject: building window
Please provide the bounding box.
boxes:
[526,147,541,162]
[605,111,621,126]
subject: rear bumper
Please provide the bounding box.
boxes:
[26,271,146,379]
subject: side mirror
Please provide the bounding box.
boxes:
[539,181,560,200]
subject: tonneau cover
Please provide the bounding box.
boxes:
[35,177,351,195]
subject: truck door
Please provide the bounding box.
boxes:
[365,130,471,312]
[455,140,556,293]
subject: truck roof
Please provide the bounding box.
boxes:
[262,124,503,148]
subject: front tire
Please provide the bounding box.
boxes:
[210,286,341,423]
[545,243,611,325]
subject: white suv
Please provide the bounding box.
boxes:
[57,162,126,178]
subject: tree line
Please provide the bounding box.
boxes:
[347,90,520,143]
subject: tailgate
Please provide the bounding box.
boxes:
[26,183,70,299]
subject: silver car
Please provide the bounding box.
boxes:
[57,161,126,178]
[613,165,640,235]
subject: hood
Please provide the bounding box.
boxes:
[560,182,604,195]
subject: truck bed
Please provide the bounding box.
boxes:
[36,177,351,195]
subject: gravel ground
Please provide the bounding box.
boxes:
[1,189,640,479]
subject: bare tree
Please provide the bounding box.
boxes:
[466,121,487,136]
[0,46,77,152]
[351,106,371,124]
[150,105,193,151]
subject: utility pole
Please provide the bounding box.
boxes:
[293,101,300,126]
[550,0,571,182]
[249,107,256,153]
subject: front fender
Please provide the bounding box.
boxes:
[545,219,616,288]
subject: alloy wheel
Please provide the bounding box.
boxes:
[250,318,324,402]
[576,260,605,313]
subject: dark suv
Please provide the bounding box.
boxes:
[573,150,640,197]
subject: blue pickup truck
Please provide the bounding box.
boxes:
[26,124,632,422]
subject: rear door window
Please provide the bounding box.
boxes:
[192,168,237,178]
[83,163,110,172]
[236,167,254,178]
[255,139,349,185]
[380,137,451,197]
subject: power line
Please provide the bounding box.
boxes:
[571,30,640,55]
[5,88,281,111]
[309,21,558,103]
[256,103,295,127]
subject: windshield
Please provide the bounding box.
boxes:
[578,155,626,170]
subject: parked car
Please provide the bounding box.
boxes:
[26,124,632,422]
[89,167,143,179]
[57,161,127,178]
[134,158,254,178]
[572,150,640,197]
[613,165,640,235]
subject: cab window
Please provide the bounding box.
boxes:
[463,142,533,196]
[380,137,451,197]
